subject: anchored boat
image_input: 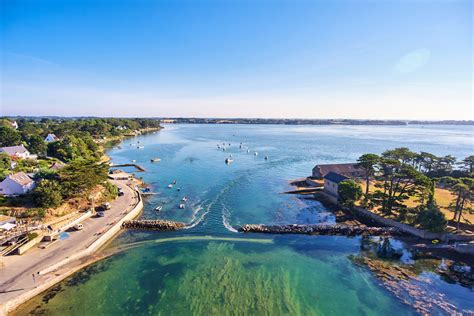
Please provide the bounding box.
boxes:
[151,158,161,162]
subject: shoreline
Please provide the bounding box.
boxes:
[1,173,145,315]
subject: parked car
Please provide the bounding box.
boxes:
[118,190,124,197]
[97,211,105,217]
[104,202,112,210]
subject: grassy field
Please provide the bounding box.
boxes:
[358,180,473,224]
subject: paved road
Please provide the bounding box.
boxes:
[0,179,138,306]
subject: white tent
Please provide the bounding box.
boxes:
[0,222,16,231]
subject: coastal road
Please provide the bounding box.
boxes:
[0,179,139,309]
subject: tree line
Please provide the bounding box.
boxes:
[337,147,473,232]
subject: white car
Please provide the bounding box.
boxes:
[74,223,84,231]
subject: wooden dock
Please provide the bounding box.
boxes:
[112,163,146,172]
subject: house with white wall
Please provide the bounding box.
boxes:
[0,145,33,159]
[323,172,349,197]
[0,172,36,196]
[44,133,59,143]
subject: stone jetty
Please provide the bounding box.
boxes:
[238,224,400,236]
[122,220,185,231]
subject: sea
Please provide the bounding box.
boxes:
[15,124,474,315]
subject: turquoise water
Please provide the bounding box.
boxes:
[17,124,474,315]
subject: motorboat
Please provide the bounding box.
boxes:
[265,156,268,160]
[247,149,250,153]
[137,146,144,149]
[151,158,161,162]
[179,203,185,209]
[155,205,163,211]
[173,180,177,184]
[167,184,173,189]
[225,158,233,164]
[132,159,136,163]
[254,152,258,156]
[182,196,188,202]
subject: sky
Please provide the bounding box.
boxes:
[0,0,472,120]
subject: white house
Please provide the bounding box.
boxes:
[44,133,59,143]
[323,172,349,197]
[0,145,32,159]
[0,172,36,196]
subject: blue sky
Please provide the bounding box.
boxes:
[1,0,472,119]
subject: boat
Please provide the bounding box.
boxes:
[176,187,181,192]
[173,180,177,184]
[222,147,226,151]
[151,158,161,162]
[265,156,268,160]
[182,196,188,202]
[132,159,136,163]
[247,149,250,153]
[155,205,163,211]
[179,203,185,209]
[167,184,173,189]
[137,146,144,149]
[254,152,258,156]
[225,158,233,164]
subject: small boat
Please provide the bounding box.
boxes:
[151,158,161,162]
[225,158,233,164]
[167,184,173,189]
[173,180,177,185]
[176,187,181,192]
[155,205,163,211]
[182,197,188,202]
[137,146,144,149]
[222,147,226,151]
[247,149,250,153]
[254,152,258,156]
[265,156,268,160]
[179,203,185,209]
[132,159,136,163]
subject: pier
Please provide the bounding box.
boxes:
[112,163,146,172]
[238,224,400,236]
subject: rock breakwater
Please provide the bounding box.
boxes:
[122,220,185,231]
[238,224,400,236]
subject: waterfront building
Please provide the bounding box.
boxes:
[0,145,33,160]
[0,172,36,196]
[312,163,363,179]
[323,172,349,197]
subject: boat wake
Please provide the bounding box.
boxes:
[222,204,238,233]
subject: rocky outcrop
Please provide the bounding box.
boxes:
[238,224,400,236]
[122,220,185,231]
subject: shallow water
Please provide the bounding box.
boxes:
[16,124,474,315]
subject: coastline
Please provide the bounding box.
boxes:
[1,127,163,315]
[1,184,143,315]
